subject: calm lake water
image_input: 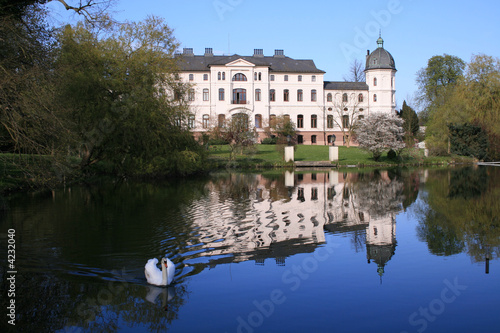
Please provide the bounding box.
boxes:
[1,166,499,333]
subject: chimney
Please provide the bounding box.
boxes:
[253,49,264,57]
[204,47,213,56]
[183,48,194,56]
[274,49,285,57]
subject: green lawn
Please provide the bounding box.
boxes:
[207,144,473,167]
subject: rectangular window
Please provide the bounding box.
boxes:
[270,89,275,102]
[188,115,195,128]
[311,89,317,102]
[312,75,316,82]
[284,89,289,102]
[189,74,194,81]
[284,74,288,81]
[297,89,303,102]
[188,89,195,101]
[270,75,275,81]
[298,75,302,82]
[203,74,208,81]
[203,88,209,101]
[219,88,224,101]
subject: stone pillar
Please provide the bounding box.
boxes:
[329,146,338,162]
[285,146,294,162]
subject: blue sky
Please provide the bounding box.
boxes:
[46,0,500,110]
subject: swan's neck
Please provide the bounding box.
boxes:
[162,263,168,285]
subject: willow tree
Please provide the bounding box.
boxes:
[56,16,203,176]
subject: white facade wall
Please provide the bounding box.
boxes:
[178,45,396,145]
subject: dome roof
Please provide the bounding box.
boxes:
[365,37,396,71]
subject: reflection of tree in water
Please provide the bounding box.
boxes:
[352,170,405,218]
[0,267,189,333]
[448,166,488,199]
[416,167,500,263]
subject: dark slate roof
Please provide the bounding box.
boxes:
[365,47,396,71]
[324,81,369,90]
[177,54,325,73]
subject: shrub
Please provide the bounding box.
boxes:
[387,149,397,160]
[261,137,277,145]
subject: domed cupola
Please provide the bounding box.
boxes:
[365,35,396,71]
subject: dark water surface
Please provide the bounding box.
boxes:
[1,166,499,333]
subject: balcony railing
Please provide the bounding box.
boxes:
[231,100,249,104]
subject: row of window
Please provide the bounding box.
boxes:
[187,88,380,103]
[186,113,364,130]
[188,72,318,82]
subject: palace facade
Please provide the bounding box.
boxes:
[177,37,396,145]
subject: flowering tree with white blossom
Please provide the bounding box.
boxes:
[355,113,405,161]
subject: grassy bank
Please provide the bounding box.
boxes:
[207,144,474,168]
[0,146,473,194]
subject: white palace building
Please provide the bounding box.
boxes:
[177,36,396,145]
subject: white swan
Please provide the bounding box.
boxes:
[145,257,175,286]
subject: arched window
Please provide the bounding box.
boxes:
[188,115,195,129]
[218,72,221,80]
[284,89,289,102]
[232,73,247,81]
[255,114,262,128]
[297,115,304,128]
[342,115,349,128]
[203,88,209,101]
[232,113,249,129]
[373,94,377,102]
[218,114,225,128]
[202,114,209,128]
[327,93,332,102]
[188,89,195,101]
[222,72,225,80]
[255,89,261,101]
[374,77,377,86]
[311,115,317,128]
[232,88,246,104]
[342,93,348,103]
[297,89,303,102]
[311,89,317,102]
[269,114,276,127]
[219,88,225,101]
[270,89,276,102]
[358,93,364,102]
[327,115,334,128]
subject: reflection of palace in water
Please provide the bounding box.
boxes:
[186,171,404,276]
